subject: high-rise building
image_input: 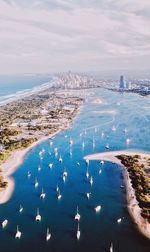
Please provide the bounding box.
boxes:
[120,75,125,89]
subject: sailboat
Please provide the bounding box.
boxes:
[40,188,46,199]
[85,159,89,166]
[76,223,80,240]
[95,205,101,212]
[15,225,21,239]
[56,184,59,192]
[2,219,8,228]
[34,178,39,188]
[99,169,102,174]
[38,166,41,171]
[59,155,63,163]
[46,228,51,241]
[63,168,68,177]
[57,189,62,200]
[74,206,81,221]
[19,205,23,213]
[90,176,93,186]
[86,167,89,179]
[35,208,41,221]
[110,242,113,252]
[86,193,90,199]
[112,126,116,131]
[117,218,122,223]
[49,163,53,169]
[27,171,31,178]
[69,138,73,145]
[105,144,110,149]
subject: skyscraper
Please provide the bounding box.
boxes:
[120,75,125,89]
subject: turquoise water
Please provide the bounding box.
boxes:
[0,88,150,252]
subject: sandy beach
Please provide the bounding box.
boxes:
[84,150,150,240]
[0,129,61,204]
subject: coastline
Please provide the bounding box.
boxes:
[0,129,61,204]
[84,150,150,240]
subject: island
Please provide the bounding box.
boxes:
[84,150,150,240]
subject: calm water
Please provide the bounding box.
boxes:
[0,88,150,252]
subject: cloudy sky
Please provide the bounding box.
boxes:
[0,0,150,74]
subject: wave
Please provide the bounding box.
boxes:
[0,77,57,106]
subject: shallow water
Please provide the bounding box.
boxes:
[0,88,150,252]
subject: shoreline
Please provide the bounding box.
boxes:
[0,129,61,204]
[84,150,150,240]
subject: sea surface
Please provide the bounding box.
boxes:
[0,74,53,105]
[0,88,150,252]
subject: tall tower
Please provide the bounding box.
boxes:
[120,75,124,89]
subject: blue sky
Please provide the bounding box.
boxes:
[0,0,150,74]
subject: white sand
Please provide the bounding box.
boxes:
[84,150,150,240]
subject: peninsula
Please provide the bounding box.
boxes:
[84,150,150,240]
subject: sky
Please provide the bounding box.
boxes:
[0,0,150,74]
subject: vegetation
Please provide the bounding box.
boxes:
[117,154,150,222]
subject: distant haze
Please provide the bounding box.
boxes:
[0,0,150,74]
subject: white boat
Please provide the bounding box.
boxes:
[49,163,53,169]
[86,170,89,179]
[69,138,73,145]
[82,142,85,149]
[46,228,51,241]
[76,223,80,240]
[54,147,58,153]
[57,190,62,200]
[35,208,41,221]
[27,171,31,178]
[2,219,8,228]
[50,141,53,146]
[85,159,89,166]
[56,184,59,192]
[63,168,68,177]
[112,126,116,131]
[40,189,46,199]
[101,132,104,137]
[34,178,39,188]
[117,218,122,223]
[74,206,81,221]
[123,128,127,133]
[90,176,93,186]
[63,175,66,182]
[95,127,97,133]
[59,156,63,163]
[64,135,68,138]
[105,144,110,149]
[99,169,102,174]
[77,162,80,166]
[38,166,41,171]
[100,160,104,165]
[110,242,113,252]
[126,138,131,144]
[15,225,21,239]
[95,205,101,212]
[86,193,90,199]
[19,205,23,213]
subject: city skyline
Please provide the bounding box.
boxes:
[0,0,150,74]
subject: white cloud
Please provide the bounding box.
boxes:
[0,0,150,74]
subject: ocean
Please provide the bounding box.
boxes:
[0,86,150,252]
[0,74,53,105]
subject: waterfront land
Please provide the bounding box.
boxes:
[0,85,85,199]
[84,151,150,239]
